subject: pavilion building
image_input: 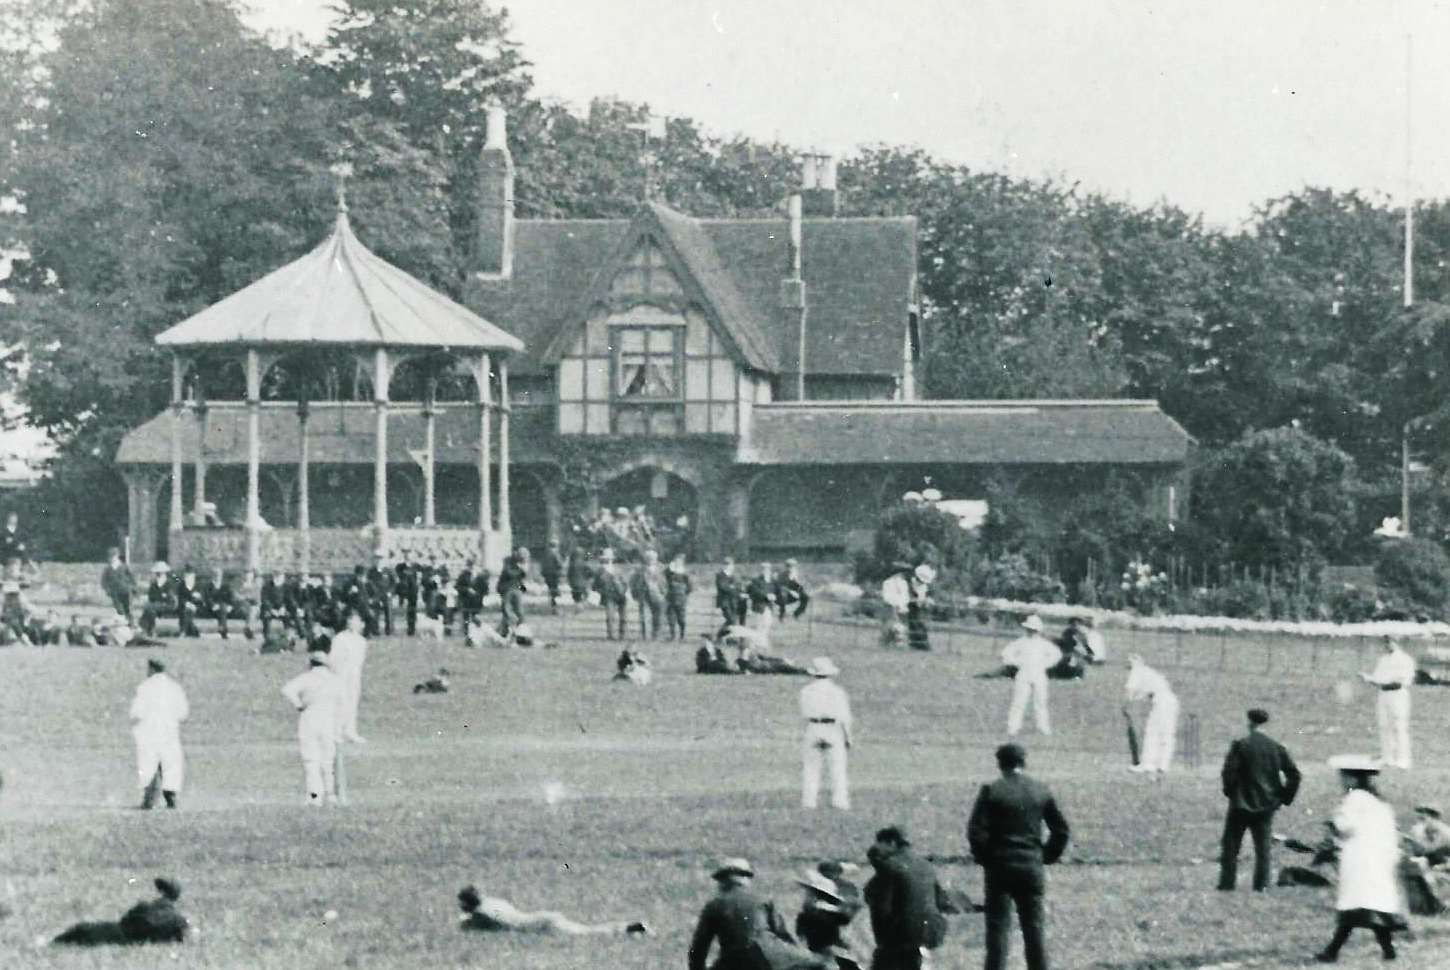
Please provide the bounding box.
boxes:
[116,107,1192,569]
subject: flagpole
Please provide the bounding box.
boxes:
[1403,31,1414,309]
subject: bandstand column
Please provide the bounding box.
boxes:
[372,347,390,557]
[297,398,311,575]
[476,353,493,534]
[192,399,208,525]
[244,348,262,576]
[169,354,185,535]
[422,377,437,528]
[498,356,511,547]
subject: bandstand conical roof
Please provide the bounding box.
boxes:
[156,211,523,353]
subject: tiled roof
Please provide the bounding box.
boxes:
[741,401,1193,465]
[115,404,558,466]
[470,206,916,376]
[156,213,524,352]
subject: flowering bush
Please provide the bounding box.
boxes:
[1119,559,1169,614]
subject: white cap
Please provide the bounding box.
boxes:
[807,656,840,678]
[1020,615,1043,633]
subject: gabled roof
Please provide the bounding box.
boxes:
[156,213,524,353]
[741,401,1193,465]
[535,203,778,371]
[469,208,916,377]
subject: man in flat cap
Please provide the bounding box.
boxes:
[1218,708,1301,891]
[864,826,950,970]
[129,657,189,810]
[688,857,803,970]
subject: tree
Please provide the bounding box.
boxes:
[1193,426,1359,570]
[3,0,452,556]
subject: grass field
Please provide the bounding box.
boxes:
[4,596,1450,969]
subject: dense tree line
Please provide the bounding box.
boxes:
[2,0,1448,564]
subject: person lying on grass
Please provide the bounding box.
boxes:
[457,885,649,937]
[51,877,189,946]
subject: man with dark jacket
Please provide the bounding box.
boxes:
[203,568,236,639]
[967,744,1070,970]
[100,548,135,618]
[540,539,565,611]
[455,561,479,631]
[688,858,812,970]
[716,557,745,628]
[497,547,529,635]
[394,557,419,636]
[863,826,949,970]
[1218,708,1301,891]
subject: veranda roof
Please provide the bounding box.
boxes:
[155,212,524,353]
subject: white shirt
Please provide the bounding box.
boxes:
[800,678,853,730]
[1000,635,1061,675]
[880,575,910,612]
[1335,788,1404,914]
[328,631,368,679]
[281,666,346,733]
[129,673,189,733]
[1370,648,1416,689]
[1126,662,1174,702]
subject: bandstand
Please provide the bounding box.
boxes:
[149,188,524,576]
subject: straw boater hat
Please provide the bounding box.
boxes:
[795,869,843,903]
[1327,754,1382,774]
[712,857,754,880]
[913,564,937,584]
[1020,614,1044,633]
[151,561,170,575]
[807,657,839,678]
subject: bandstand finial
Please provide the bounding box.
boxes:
[330,161,354,214]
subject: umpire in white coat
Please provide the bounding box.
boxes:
[1360,638,1416,770]
[799,656,853,810]
[130,657,189,809]
[1002,616,1060,736]
[328,609,369,744]
[281,648,346,806]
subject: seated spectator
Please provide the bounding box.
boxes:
[457,884,648,937]
[696,638,737,675]
[614,648,653,685]
[794,866,872,969]
[139,562,173,637]
[1409,804,1450,867]
[28,609,64,645]
[65,613,96,647]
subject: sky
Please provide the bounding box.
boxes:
[241,0,1450,229]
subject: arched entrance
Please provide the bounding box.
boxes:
[597,466,698,560]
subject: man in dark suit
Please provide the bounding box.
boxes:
[394,556,418,636]
[1218,708,1301,892]
[539,539,565,611]
[864,826,950,970]
[687,857,801,970]
[172,565,203,638]
[746,561,780,616]
[776,558,811,621]
[715,556,744,628]
[367,559,393,636]
[203,568,236,639]
[967,743,1070,970]
[497,547,528,635]
[100,548,135,618]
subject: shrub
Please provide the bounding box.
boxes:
[1374,537,1450,619]
[971,553,1066,603]
[1327,585,1380,624]
[855,500,976,586]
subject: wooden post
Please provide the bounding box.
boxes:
[423,375,437,528]
[372,347,390,557]
[498,356,511,547]
[169,354,185,534]
[477,352,493,534]
[245,348,262,576]
[192,391,208,525]
[297,397,311,575]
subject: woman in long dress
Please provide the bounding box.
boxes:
[1315,755,1407,963]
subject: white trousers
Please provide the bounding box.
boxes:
[338,668,363,739]
[1007,673,1050,735]
[1140,692,1179,772]
[134,727,184,793]
[802,725,849,809]
[298,721,338,803]
[1377,689,1412,769]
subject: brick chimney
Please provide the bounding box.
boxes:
[800,152,839,218]
[779,193,808,400]
[477,103,514,278]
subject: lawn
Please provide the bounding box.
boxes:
[3,596,1450,969]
